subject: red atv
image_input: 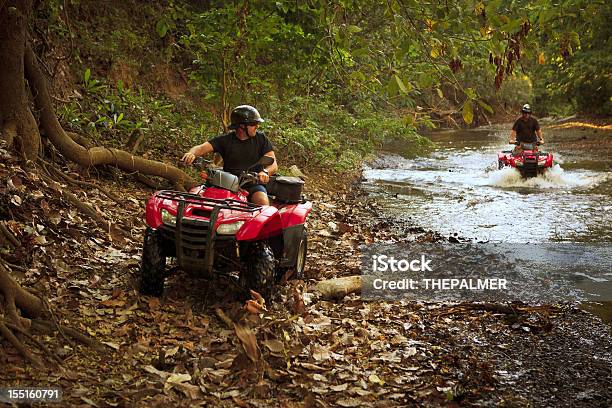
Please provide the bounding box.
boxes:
[497,142,554,178]
[139,156,311,298]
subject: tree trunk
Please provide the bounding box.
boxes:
[0,0,39,159]
[0,1,197,190]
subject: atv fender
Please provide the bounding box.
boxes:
[236,206,283,241]
[145,193,164,229]
[279,201,312,228]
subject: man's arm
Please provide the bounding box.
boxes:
[509,129,517,144]
[258,151,278,184]
[536,128,544,144]
[182,142,214,164]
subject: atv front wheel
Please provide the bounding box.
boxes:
[139,227,167,297]
[244,242,276,300]
[498,160,504,170]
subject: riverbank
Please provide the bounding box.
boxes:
[1,146,611,406]
[304,175,612,407]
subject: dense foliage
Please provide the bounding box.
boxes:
[40,0,609,171]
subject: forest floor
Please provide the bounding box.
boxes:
[1,146,611,407]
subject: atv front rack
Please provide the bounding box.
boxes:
[156,190,262,212]
[155,190,262,275]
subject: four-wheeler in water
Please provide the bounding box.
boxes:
[497,142,554,178]
[139,156,311,299]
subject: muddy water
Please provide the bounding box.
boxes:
[362,125,612,320]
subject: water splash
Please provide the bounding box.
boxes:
[486,164,596,189]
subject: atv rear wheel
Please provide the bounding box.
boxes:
[139,227,167,297]
[244,242,276,300]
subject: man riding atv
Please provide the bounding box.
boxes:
[182,105,277,205]
[509,104,544,152]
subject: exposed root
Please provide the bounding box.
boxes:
[135,173,163,190]
[37,170,124,241]
[24,43,197,190]
[0,221,20,248]
[41,158,122,203]
[0,320,44,367]
[0,261,44,319]
[66,131,94,149]
[31,319,105,351]
[4,320,62,366]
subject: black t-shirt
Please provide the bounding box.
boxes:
[208,130,274,176]
[512,117,540,143]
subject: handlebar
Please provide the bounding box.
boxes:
[512,141,542,146]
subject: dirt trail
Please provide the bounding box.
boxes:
[1,159,611,407]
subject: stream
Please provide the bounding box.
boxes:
[362,125,612,321]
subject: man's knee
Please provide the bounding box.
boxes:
[250,191,269,205]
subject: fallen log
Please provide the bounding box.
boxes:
[314,275,362,300]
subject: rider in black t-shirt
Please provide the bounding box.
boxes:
[509,104,544,146]
[182,105,277,205]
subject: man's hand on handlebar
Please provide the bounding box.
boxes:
[257,171,270,184]
[182,152,197,165]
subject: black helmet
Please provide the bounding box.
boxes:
[229,105,264,129]
[521,104,531,113]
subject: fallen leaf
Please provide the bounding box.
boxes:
[234,323,259,362]
[263,339,284,354]
[148,297,160,310]
[336,398,364,407]
[369,373,385,386]
[102,342,120,350]
[330,383,349,392]
[175,383,200,400]
[143,365,171,379]
[166,373,191,385]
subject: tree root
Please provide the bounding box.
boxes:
[41,158,122,203]
[0,221,20,248]
[0,321,44,367]
[0,261,44,319]
[135,173,162,190]
[4,320,62,366]
[37,170,125,241]
[66,131,93,149]
[24,43,196,191]
[31,319,105,351]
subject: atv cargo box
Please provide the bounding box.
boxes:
[267,176,304,202]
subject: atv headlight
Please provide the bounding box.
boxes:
[216,221,245,235]
[161,208,176,226]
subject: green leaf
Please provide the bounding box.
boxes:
[347,25,362,34]
[84,68,91,84]
[462,100,474,124]
[394,75,409,94]
[156,20,168,38]
[477,100,494,114]
[436,88,444,99]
